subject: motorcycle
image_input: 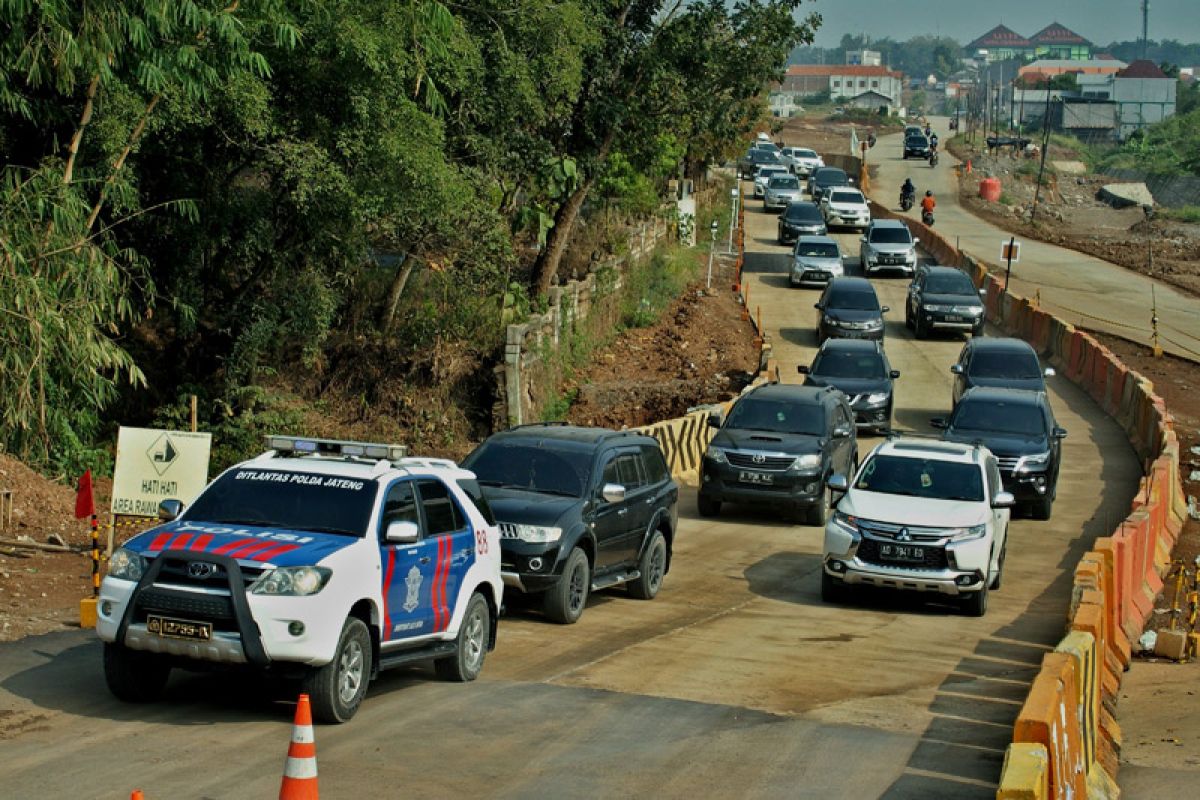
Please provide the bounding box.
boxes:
[900,190,914,211]
[922,208,935,226]
[928,149,939,167]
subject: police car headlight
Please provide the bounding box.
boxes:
[515,525,562,544]
[108,547,147,581]
[866,392,889,404]
[250,566,332,596]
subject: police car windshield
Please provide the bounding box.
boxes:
[726,398,825,436]
[855,455,984,502]
[184,469,375,537]
[462,442,592,497]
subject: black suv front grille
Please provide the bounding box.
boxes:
[726,452,795,471]
[856,538,948,570]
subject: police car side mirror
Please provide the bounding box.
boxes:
[158,499,184,522]
[601,483,627,504]
[992,491,1016,509]
[385,520,421,544]
[826,474,849,493]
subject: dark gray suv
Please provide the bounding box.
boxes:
[462,425,678,624]
[699,384,858,525]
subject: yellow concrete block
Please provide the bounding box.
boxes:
[79,597,98,629]
[998,742,1050,800]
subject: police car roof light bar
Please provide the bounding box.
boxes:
[266,435,407,461]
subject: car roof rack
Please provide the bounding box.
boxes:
[264,435,407,462]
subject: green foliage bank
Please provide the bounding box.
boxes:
[1,1,818,475]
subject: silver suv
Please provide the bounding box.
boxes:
[764,174,803,211]
[860,219,917,275]
[822,437,1014,616]
[790,235,844,288]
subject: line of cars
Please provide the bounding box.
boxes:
[702,155,1069,616]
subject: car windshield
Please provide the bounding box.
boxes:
[968,350,1043,380]
[759,168,787,179]
[796,242,839,258]
[830,191,862,204]
[461,441,592,497]
[769,177,800,190]
[870,227,912,244]
[828,288,880,311]
[725,397,825,436]
[752,151,780,163]
[794,149,817,159]
[812,350,885,378]
[784,204,822,222]
[950,401,1046,436]
[183,469,377,537]
[816,169,846,183]
[854,455,984,502]
[906,136,928,145]
[926,272,977,295]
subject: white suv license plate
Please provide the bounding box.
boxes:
[738,470,773,485]
[879,544,925,562]
[147,614,213,641]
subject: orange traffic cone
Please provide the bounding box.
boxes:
[131,792,144,800]
[279,694,319,800]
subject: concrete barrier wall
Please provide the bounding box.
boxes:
[880,202,1195,798]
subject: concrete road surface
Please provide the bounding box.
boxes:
[866,116,1200,362]
[0,191,1140,799]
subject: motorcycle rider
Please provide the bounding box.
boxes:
[920,190,936,221]
[929,132,939,152]
[900,177,916,207]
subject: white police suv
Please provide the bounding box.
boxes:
[97,436,502,723]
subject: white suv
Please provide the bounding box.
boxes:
[97,436,503,722]
[821,437,1013,616]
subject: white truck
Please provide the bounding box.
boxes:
[97,436,502,722]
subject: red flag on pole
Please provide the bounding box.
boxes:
[74,470,95,519]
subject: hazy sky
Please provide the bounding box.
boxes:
[805,0,1200,50]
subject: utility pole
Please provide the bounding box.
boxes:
[1030,96,1056,223]
[1141,0,1151,61]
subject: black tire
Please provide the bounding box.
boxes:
[697,493,721,518]
[914,313,929,339]
[821,570,849,603]
[808,485,833,526]
[905,303,913,329]
[543,547,590,624]
[628,531,667,600]
[963,580,989,617]
[435,592,490,682]
[1031,495,1053,521]
[304,617,372,724]
[990,542,1006,590]
[103,642,171,703]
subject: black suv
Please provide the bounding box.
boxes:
[699,383,857,525]
[903,134,930,159]
[932,387,1067,519]
[807,166,852,202]
[739,148,783,179]
[906,265,986,338]
[777,200,827,244]
[951,337,1055,405]
[799,339,900,434]
[461,425,677,624]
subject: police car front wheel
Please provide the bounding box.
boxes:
[104,642,171,703]
[305,617,372,724]
[435,592,490,682]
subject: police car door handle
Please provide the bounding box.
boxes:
[420,556,431,565]
[457,548,473,557]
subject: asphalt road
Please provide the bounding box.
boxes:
[868,116,1200,362]
[0,188,1141,800]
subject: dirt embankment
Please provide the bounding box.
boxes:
[949,139,1200,297]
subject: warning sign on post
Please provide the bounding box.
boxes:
[111,427,212,516]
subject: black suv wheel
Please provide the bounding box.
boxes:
[543,547,590,624]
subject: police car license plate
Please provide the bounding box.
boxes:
[879,544,924,562]
[147,615,213,642]
[738,470,773,485]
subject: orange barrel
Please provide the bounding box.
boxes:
[979,177,1002,202]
